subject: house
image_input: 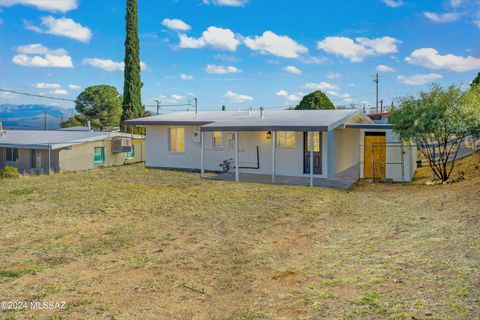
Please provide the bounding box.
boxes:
[125,109,417,188]
[0,130,145,174]
[368,112,390,124]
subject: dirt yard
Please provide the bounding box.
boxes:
[0,153,479,319]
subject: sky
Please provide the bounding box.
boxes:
[0,0,479,113]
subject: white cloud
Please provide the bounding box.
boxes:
[0,0,77,12]
[244,31,308,58]
[450,0,462,7]
[405,48,480,72]
[276,90,288,97]
[171,94,184,101]
[376,64,396,72]
[179,26,240,51]
[423,12,460,23]
[326,72,341,79]
[397,73,443,85]
[180,74,194,80]
[50,89,68,95]
[317,36,400,62]
[68,84,80,90]
[474,18,480,28]
[33,82,60,89]
[283,65,302,75]
[162,18,191,31]
[12,43,73,68]
[25,16,92,43]
[305,82,340,92]
[205,64,241,74]
[382,0,403,7]
[203,0,247,7]
[223,90,253,102]
[82,58,147,72]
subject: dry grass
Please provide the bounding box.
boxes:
[0,153,479,320]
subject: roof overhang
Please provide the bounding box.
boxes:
[200,125,331,132]
[345,123,394,130]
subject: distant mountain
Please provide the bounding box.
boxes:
[0,104,76,130]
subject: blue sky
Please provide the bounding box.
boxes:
[0,0,479,113]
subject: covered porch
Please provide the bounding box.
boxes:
[207,164,359,189]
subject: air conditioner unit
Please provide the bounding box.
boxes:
[112,138,132,153]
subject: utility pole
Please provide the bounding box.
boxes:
[155,100,161,115]
[44,107,47,130]
[193,97,198,118]
[374,73,379,113]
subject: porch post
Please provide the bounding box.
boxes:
[200,131,205,177]
[48,144,51,175]
[235,131,239,182]
[309,131,314,187]
[272,131,276,183]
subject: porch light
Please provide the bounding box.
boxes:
[266,131,272,139]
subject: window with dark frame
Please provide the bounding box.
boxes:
[5,148,18,163]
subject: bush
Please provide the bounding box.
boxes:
[1,166,20,179]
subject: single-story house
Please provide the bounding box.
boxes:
[126,109,417,188]
[0,130,145,174]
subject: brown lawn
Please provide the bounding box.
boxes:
[0,153,479,320]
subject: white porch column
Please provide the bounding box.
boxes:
[235,131,239,182]
[200,131,205,177]
[310,131,314,187]
[271,131,276,183]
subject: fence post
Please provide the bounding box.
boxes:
[432,145,436,182]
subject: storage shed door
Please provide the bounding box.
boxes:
[364,132,386,179]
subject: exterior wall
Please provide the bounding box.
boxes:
[58,138,145,172]
[331,128,361,176]
[0,147,55,174]
[145,125,330,178]
[358,129,417,182]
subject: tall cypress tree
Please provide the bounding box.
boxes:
[122,0,143,128]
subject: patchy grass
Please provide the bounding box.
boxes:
[0,154,479,319]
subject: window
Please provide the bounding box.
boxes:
[125,145,135,160]
[169,127,185,153]
[31,149,42,169]
[94,147,105,163]
[212,132,222,148]
[306,132,321,152]
[5,148,18,163]
[276,132,296,148]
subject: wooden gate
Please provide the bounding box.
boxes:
[364,132,386,179]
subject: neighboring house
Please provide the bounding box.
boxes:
[126,109,417,187]
[368,112,390,124]
[0,130,145,174]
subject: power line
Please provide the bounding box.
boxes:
[0,88,76,102]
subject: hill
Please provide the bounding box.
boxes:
[0,104,76,130]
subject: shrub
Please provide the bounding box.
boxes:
[1,166,20,179]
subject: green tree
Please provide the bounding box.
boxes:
[471,72,480,87]
[122,0,144,130]
[60,115,86,128]
[295,91,335,110]
[75,85,123,131]
[390,84,480,181]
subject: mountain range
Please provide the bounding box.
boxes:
[0,104,76,130]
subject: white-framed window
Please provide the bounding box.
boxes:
[169,127,185,153]
[212,132,222,148]
[5,148,18,163]
[276,132,296,148]
[31,149,42,169]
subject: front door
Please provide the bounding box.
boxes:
[364,132,386,179]
[304,132,322,174]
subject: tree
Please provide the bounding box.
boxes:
[471,72,480,87]
[390,84,480,182]
[122,0,144,130]
[60,115,86,128]
[295,91,335,110]
[75,85,123,131]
